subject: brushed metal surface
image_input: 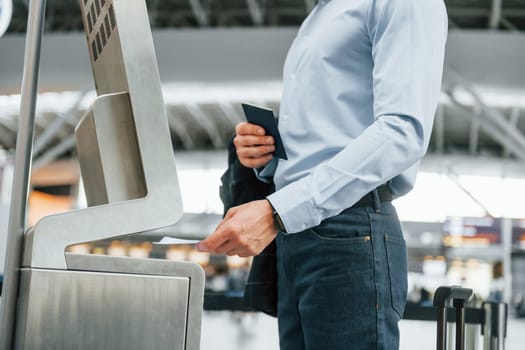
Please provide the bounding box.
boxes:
[14,268,190,350]
[65,253,205,350]
[0,204,8,275]
[0,1,47,348]
[22,0,197,270]
[75,92,146,206]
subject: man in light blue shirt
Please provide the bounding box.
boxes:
[198,0,448,348]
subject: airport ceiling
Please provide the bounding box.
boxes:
[1,0,525,171]
[5,0,525,32]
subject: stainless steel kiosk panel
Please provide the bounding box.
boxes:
[2,0,206,349]
[22,0,192,271]
[75,92,147,206]
[16,270,189,350]
[14,255,204,350]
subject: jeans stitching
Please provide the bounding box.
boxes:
[308,227,371,243]
[364,206,381,349]
[385,234,407,319]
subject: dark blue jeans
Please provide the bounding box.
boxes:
[276,202,407,350]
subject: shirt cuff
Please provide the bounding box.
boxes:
[266,179,319,234]
[254,157,278,184]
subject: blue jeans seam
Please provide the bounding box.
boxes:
[365,206,380,349]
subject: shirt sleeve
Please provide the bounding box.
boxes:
[267,0,448,234]
[254,157,278,183]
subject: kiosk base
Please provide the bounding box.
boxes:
[14,255,204,350]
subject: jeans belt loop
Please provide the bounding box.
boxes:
[372,188,381,213]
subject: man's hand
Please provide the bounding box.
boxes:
[234,122,275,168]
[196,200,277,257]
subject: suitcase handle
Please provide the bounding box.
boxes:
[433,286,473,350]
[433,286,473,308]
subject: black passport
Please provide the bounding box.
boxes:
[241,103,288,160]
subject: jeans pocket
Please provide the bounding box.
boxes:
[384,234,408,318]
[308,206,371,242]
[309,228,371,243]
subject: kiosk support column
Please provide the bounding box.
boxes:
[0,0,46,348]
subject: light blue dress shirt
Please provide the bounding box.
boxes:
[265,0,448,234]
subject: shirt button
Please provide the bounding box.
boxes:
[291,73,297,80]
[301,224,307,230]
[282,114,289,120]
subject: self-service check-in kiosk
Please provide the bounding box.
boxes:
[0,1,205,349]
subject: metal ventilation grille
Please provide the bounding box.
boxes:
[81,0,115,62]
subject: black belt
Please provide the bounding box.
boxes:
[352,185,393,208]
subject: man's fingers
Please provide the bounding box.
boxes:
[220,239,258,257]
[233,127,275,169]
[215,240,240,255]
[196,217,243,253]
[234,135,275,148]
[196,240,238,255]
[236,145,275,159]
[236,122,265,136]
[196,222,253,255]
[196,200,276,257]
[196,226,230,252]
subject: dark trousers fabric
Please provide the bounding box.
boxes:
[276,202,408,350]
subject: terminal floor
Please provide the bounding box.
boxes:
[201,311,525,350]
[1,296,522,349]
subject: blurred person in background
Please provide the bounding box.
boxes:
[197,0,448,349]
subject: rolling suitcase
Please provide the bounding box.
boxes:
[433,286,473,350]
